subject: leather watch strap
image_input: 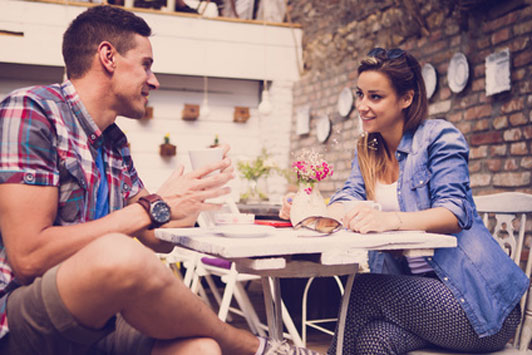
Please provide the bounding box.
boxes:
[137,194,167,229]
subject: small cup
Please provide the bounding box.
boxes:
[343,200,382,214]
[188,148,224,175]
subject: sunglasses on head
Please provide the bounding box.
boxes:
[367,47,406,60]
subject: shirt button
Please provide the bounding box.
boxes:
[398,191,401,195]
[427,257,432,261]
[24,173,35,183]
[460,298,465,303]
[123,184,130,192]
[419,180,424,184]
[443,276,449,281]
[90,134,97,140]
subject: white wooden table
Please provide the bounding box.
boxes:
[156,227,457,354]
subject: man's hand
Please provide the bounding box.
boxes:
[156,157,234,222]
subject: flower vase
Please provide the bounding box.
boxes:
[290,184,327,227]
[241,178,268,203]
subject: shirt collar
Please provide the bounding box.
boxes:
[397,121,425,155]
[60,81,126,150]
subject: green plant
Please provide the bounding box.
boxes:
[236,148,278,181]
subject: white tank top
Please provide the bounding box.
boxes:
[374,181,434,275]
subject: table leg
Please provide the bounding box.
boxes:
[336,272,356,355]
[261,276,283,341]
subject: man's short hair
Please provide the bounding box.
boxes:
[62,5,152,79]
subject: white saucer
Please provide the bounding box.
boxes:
[213,224,276,238]
[448,52,469,93]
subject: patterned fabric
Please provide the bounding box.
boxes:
[329,119,528,337]
[328,273,520,355]
[0,81,144,339]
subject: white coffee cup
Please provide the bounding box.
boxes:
[188,147,224,174]
[343,200,382,214]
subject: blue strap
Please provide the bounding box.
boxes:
[94,146,109,219]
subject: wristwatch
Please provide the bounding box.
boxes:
[137,194,171,229]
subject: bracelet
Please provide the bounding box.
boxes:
[394,212,403,230]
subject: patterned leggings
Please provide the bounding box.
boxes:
[327,273,521,355]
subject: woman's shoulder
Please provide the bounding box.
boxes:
[417,118,464,140]
[418,118,458,131]
[411,118,467,150]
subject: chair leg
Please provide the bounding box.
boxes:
[217,269,238,321]
[233,282,266,336]
[519,299,532,351]
[301,277,315,346]
[282,300,304,347]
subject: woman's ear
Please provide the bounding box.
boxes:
[98,41,116,74]
[400,90,414,110]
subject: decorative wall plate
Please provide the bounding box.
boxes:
[447,52,469,93]
[316,115,331,143]
[422,63,437,99]
[296,105,310,135]
[337,87,354,118]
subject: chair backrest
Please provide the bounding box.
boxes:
[473,192,532,269]
[473,192,532,350]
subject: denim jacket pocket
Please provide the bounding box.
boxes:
[410,168,432,210]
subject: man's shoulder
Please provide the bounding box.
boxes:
[12,83,64,102]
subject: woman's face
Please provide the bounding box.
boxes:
[355,70,411,139]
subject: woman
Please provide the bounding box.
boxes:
[280,48,528,354]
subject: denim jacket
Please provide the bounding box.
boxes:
[330,118,529,337]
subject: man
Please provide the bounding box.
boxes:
[0,5,318,355]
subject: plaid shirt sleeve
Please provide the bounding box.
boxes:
[0,89,60,186]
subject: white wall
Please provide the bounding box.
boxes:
[0,65,293,203]
[0,1,300,203]
[0,0,302,81]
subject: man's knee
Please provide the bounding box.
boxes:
[72,233,170,291]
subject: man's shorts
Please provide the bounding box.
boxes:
[0,265,155,354]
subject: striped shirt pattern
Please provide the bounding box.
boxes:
[0,81,144,338]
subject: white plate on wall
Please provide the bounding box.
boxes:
[422,63,437,99]
[316,115,332,143]
[447,52,469,93]
[337,87,354,118]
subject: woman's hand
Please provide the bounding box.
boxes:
[343,206,400,234]
[279,192,296,220]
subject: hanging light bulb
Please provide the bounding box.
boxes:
[258,84,272,116]
[201,96,211,118]
[201,76,210,118]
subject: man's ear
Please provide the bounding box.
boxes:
[400,90,414,110]
[98,41,116,74]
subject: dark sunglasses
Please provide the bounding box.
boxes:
[367,47,406,60]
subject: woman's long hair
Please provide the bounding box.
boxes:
[356,50,428,200]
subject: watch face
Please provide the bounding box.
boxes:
[151,201,171,224]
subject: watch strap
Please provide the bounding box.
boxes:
[137,194,166,229]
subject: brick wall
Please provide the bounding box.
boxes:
[287,0,532,199]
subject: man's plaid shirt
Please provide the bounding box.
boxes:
[0,81,144,338]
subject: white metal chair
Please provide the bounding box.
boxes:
[301,275,344,345]
[410,192,532,354]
